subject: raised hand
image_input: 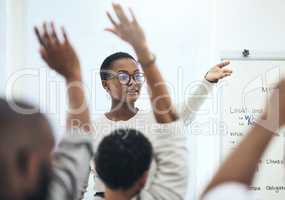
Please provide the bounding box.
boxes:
[205,61,233,83]
[105,3,147,50]
[105,3,177,123]
[35,22,92,131]
[34,22,81,80]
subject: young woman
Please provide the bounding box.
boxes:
[86,3,232,200]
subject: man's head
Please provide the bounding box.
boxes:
[0,98,54,200]
[95,129,153,197]
[100,52,145,104]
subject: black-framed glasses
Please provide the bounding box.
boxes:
[108,72,145,85]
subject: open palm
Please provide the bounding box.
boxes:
[34,22,81,80]
[205,61,232,82]
[106,3,147,49]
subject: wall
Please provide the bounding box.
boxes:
[0,0,7,94]
[215,0,285,53]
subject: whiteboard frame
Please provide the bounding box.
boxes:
[219,50,285,163]
[221,50,285,61]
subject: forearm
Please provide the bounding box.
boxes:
[66,74,91,131]
[34,22,92,131]
[142,122,188,200]
[204,121,275,195]
[50,131,94,200]
[134,45,178,123]
[178,78,214,124]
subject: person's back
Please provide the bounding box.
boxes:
[94,119,188,200]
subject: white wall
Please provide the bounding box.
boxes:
[6,0,27,98]
[215,0,285,52]
[0,0,7,93]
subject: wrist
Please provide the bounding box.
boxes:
[65,72,82,83]
[257,112,280,134]
[133,43,154,66]
[133,42,150,56]
[139,53,156,68]
[133,41,148,51]
[204,72,218,83]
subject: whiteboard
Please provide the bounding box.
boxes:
[220,51,285,200]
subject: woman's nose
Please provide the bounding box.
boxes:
[128,76,136,86]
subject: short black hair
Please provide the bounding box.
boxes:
[100,52,136,81]
[95,129,153,190]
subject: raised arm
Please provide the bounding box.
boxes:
[202,79,285,198]
[105,5,188,200]
[35,22,91,131]
[178,61,232,125]
[106,3,177,123]
[35,22,93,200]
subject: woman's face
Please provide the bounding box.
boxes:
[103,58,144,105]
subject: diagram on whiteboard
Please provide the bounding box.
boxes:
[220,57,285,200]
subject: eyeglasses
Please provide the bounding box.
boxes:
[108,72,145,85]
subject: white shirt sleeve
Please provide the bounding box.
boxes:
[202,182,255,200]
[177,78,214,126]
[48,128,94,200]
[139,121,189,200]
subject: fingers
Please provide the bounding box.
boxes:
[61,26,69,44]
[35,22,68,48]
[216,60,230,68]
[104,28,119,37]
[34,26,46,47]
[51,22,60,44]
[43,22,50,41]
[222,68,233,73]
[221,71,232,79]
[43,22,55,48]
[129,7,138,24]
[112,3,130,24]
[34,24,50,48]
[220,73,230,79]
[106,11,118,27]
[107,4,138,25]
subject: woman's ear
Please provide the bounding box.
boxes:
[102,80,109,92]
